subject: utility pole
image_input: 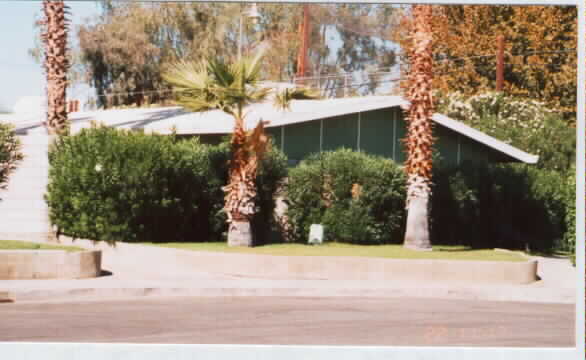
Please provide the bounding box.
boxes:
[496,34,504,92]
[296,4,310,79]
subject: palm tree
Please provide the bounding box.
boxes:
[403,5,434,251]
[40,0,70,136]
[164,50,317,246]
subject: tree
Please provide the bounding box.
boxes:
[402,5,434,251]
[75,3,399,107]
[40,0,70,136]
[163,51,316,247]
[393,5,577,121]
[78,2,242,108]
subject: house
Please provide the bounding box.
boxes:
[12,95,538,166]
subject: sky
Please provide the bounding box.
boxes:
[0,1,101,112]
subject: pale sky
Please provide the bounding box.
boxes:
[0,1,101,112]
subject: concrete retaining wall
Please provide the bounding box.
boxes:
[0,250,101,280]
[173,252,538,284]
[46,238,539,284]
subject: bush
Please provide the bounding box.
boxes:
[436,92,575,172]
[562,166,576,265]
[284,147,572,253]
[286,149,406,244]
[47,126,287,245]
[432,162,574,253]
[0,123,22,191]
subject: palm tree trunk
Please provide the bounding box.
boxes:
[40,0,70,242]
[403,5,434,251]
[41,0,70,136]
[225,115,256,247]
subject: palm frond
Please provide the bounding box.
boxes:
[163,49,270,116]
[274,87,321,111]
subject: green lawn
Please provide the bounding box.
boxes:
[141,242,528,262]
[0,240,83,252]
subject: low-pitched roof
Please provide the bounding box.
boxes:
[11,95,538,164]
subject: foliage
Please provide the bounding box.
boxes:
[0,123,22,192]
[75,3,399,107]
[46,126,287,244]
[436,92,575,172]
[164,50,274,227]
[286,149,407,245]
[393,5,577,120]
[284,147,573,253]
[273,87,320,111]
[163,51,271,116]
[78,2,243,108]
[164,51,315,230]
[562,166,576,265]
[432,163,574,253]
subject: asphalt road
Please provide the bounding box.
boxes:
[0,296,574,347]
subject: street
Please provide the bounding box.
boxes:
[0,296,574,347]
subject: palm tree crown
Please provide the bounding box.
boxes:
[163,50,271,119]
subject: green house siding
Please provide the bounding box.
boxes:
[192,134,224,146]
[433,126,461,167]
[185,106,524,167]
[393,110,408,164]
[283,120,321,162]
[359,108,395,159]
[322,113,359,152]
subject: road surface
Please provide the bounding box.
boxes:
[0,296,574,347]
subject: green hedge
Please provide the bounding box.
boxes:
[0,123,22,191]
[46,126,286,244]
[432,162,574,253]
[286,149,407,244]
[285,148,574,253]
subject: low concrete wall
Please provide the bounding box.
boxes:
[0,250,101,280]
[48,237,539,284]
[173,252,538,284]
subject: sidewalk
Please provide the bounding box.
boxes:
[0,238,577,304]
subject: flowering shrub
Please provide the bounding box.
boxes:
[436,92,575,172]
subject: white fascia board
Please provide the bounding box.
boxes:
[432,113,539,164]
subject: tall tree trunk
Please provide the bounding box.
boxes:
[403,5,434,251]
[41,0,70,136]
[224,115,268,247]
[40,0,70,242]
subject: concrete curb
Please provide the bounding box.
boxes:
[54,238,539,285]
[4,284,575,304]
[0,250,102,280]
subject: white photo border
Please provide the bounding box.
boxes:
[0,0,583,359]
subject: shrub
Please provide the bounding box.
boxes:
[284,147,572,253]
[432,162,573,253]
[0,123,22,191]
[286,149,406,244]
[562,166,576,265]
[46,126,287,245]
[436,92,575,172]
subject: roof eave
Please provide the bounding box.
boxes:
[431,113,539,165]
